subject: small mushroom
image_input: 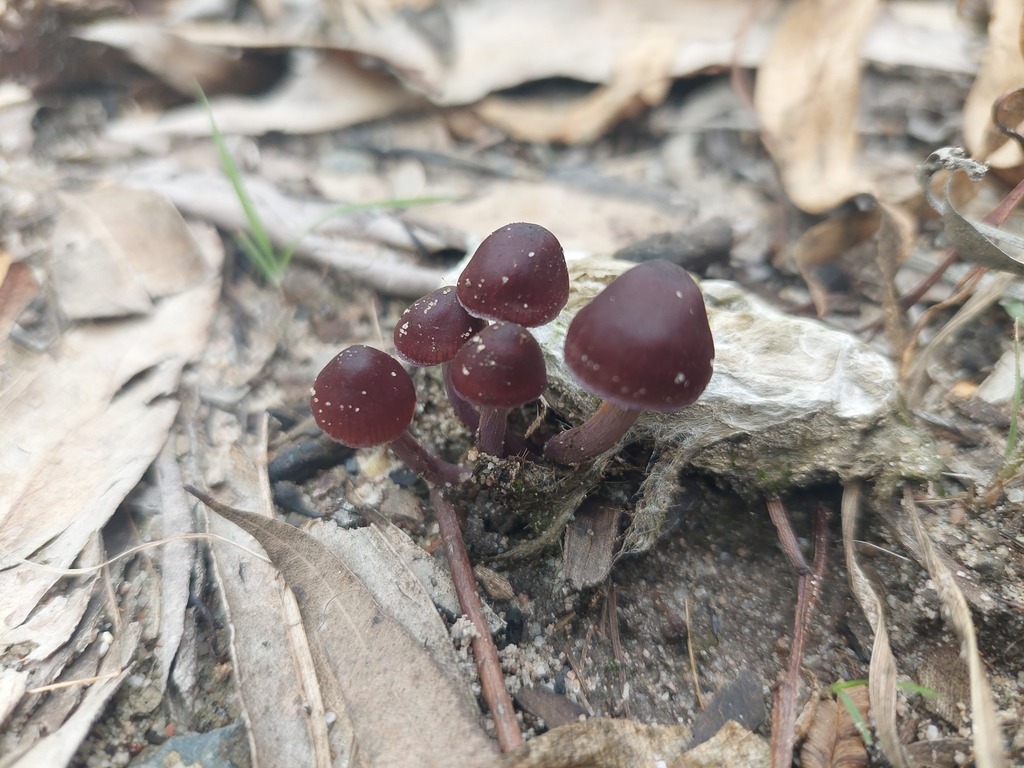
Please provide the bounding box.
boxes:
[393,285,486,430]
[544,260,714,465]
[457,222,569,327]
[311,345,469,486]
[451,322,547,457]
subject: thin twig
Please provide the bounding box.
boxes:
[768,500,829,768]
[429,487,522,751]
[685,596,706,710]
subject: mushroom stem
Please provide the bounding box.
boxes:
[442,361,480,432]
[543,401,641,465]
[430,487,522,751]
[476,406,508,457]
[388,431,471,486]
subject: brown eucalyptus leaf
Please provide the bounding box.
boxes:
[917,147,1024,275]
[191,488,496,768]
[799,687,869,768]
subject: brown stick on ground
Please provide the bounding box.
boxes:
[430,487,523,751]
[767,498,829,768]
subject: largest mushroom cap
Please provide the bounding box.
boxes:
[457,222,569,327]
[310,345,416,448]
[563,260,714,412]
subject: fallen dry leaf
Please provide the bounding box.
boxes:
[474,28,678,144]
[0,183,222,763]
[74,18,278,96]
[107,49,423,142]
[203,436,335,768]
[1,555,146,767]
[193,488,497,767]
[562,495,621,590]
[49,185,211,320]
[755,0,879,212]
[788,194,883,315]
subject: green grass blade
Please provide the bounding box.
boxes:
[828,679,867,694]
[196,85,280,279]
[1007,319,1021,462]
[896,681,939,699]
[237,230,279,281]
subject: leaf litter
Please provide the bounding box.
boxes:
[2,1,1024,767]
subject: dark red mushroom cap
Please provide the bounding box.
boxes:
[310,345,416,448]
[393,286,486,366]
[563,260,714,412]
[456,222,569,327]
[451,322,547,408]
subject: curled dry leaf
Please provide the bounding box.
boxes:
[916,147,1024,275]
[74,18,275,96]
[962,0,1024,173]
[992,88,1024,157]
[799,686,870,768]
[473,30,678,144]
[789,194,883,316]
[903,489,1006,768]
[841,483,910,768]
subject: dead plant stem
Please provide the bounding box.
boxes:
[767,500,828,768]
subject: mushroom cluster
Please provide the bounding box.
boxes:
[310,221,715,482]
